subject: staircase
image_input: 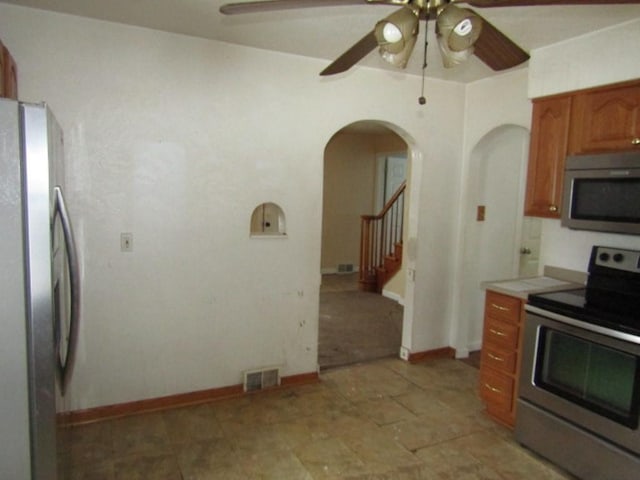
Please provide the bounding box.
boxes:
[359,181,406,293]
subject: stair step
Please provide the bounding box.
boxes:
[384,256,400,271]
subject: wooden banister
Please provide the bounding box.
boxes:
[359,181,406,292]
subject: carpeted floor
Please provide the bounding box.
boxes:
[319,274,403,370]
[318,274,482,372]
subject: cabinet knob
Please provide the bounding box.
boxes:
[548,205,558,212]
[632,138,640,146]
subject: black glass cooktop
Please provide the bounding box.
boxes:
[527,287,640,337]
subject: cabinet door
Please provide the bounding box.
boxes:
[483,317,519,351]
[484,291,521,324]
[479,368,515,426]
[524,96,572,218]
[2,45,18,100]
[0,40,5,98]
[569,82,640,154]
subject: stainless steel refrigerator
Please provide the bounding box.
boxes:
[0,99,80,479]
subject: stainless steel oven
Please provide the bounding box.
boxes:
[516,246,640,480]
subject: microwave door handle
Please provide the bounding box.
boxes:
[54,186,81,395]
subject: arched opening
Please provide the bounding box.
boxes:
[318,120,412,369]
[458,125,536,359]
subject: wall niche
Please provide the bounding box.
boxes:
[250,202,286,237]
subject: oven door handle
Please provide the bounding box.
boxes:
[525,305,640,345]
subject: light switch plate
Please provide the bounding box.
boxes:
[477,205,486,222]
[120,232,133,252]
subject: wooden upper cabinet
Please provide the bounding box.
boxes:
[0,40,5,98]
[0,40,18,100]
[524,95,572,218]
[569,82,640,154]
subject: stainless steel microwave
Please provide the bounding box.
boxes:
[562,151,640,235]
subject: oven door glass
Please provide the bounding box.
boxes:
[535,328,640,428]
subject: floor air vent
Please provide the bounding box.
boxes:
[243,367,280,392]
[337,264,354,273]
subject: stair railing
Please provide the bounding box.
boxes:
[359,181,406,291]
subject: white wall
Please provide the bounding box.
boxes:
[529,19,640,98]
[0,4,467,410]
[528,20,640,270]
[402,83,467,354]
[450,68,532,356]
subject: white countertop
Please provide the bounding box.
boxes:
[482,267,586,300]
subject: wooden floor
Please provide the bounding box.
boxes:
[459,350,481,369]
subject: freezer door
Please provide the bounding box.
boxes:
[0,99,33,479]
[21,102,59,480]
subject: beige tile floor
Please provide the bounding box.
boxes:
[58,358,576,479]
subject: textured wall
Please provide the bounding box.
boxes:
[0,3,468,410]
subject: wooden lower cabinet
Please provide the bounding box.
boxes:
[479,290,524,428]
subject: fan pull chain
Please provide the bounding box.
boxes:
[419,14,430,105]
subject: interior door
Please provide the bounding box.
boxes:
[376,153,407,212]
[518,217,542,277]
[385,155,407,203]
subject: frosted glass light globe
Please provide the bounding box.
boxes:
[382,23,403,43]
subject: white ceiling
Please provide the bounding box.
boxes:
[3,0,640,82]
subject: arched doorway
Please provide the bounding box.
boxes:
[459,125,537,355]
[318,120,410,369]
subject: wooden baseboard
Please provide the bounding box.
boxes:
[408,347,456,364]
[280,371,320,387]
[58,371,319,427]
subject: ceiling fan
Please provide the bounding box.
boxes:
[220,0,640,77]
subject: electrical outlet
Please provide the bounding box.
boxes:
[120,232,133,252]
[400,347,410,361]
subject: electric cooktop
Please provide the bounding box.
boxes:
[527,287,639,337]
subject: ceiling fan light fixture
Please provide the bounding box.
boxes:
[436,5,482,52]
[437,35,473,69]
[374,6,419,55]
[380,33,417,69]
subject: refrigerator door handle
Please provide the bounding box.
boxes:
[53,186,80,395]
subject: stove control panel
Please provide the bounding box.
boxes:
[592,246,640,273]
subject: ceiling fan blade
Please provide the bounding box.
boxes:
[463,0,640,7]
[472,13,530,70]
[220,0,368,15]
[320,30,378,75]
